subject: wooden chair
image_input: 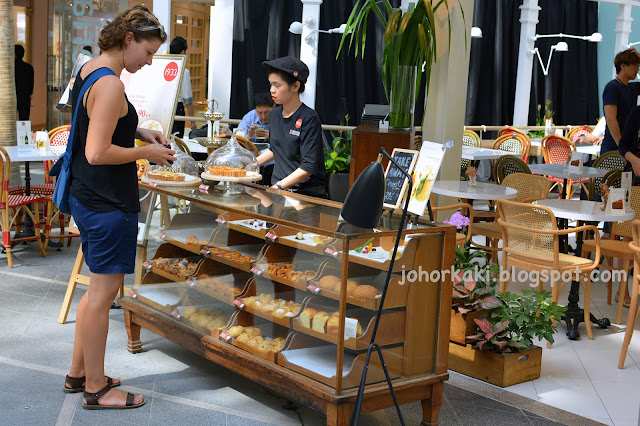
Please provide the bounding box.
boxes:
[497,199,601,342]
[582,186,640,324]
[618,219,640,368]
[493,133,530,162]
[497,126,528,138]
[235,134,259,157]
[0,146,47,267]
[493,155,532,184]
[566,126,594,143]
[587,152,626,201]
[430,194,474,247]
[541,134,589,199]
[461,130,480,180]
[470,173,551,263]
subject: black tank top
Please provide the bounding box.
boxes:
[69,67,140,212]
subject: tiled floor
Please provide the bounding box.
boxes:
[0,163,635,425]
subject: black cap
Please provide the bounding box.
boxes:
[262,56,309,83]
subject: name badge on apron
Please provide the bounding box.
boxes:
[289,129,300,136]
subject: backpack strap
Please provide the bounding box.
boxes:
[63,67,118,160]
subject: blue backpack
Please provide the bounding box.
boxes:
[49,67,117,214]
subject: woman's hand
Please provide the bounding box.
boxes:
[137,127,170,145]
[144,143,176,167]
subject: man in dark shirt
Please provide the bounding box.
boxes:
[602,48,640,155]
[15,44,34,121]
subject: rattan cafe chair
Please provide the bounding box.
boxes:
[461,130,480,181]
[497,199,601,343]
[497,126,528,138]
[582,186,640,324]
[541,135,589,199]
[0,146,48,267]
[493,132,531,163]
[587,152,626,201]
[471,173,551,263]
[618,219,640,369]
[493,155,532,185]
[566,126,594,143]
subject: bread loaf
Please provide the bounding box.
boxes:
[318,275,340,292]
[312,311,329,333]
[351,285,380,300]
[300,308,317,328]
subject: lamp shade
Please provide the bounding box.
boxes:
[289,21,303,35]
[589,32,603,42]
[340,161,385,229]
[471,27,483,39]
[554,42,569,52]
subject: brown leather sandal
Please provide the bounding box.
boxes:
[63,375,121,393]
[82,384,145,410]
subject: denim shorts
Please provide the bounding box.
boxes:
[70,194,137,274]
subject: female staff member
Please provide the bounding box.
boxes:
[64,6,174,409]
[256,56,326,198]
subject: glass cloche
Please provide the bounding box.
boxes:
[204,133,259,176]
[170,141,199,176]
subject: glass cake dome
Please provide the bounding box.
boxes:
[204,133,258,174]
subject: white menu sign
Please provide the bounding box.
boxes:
[120,54,186,138]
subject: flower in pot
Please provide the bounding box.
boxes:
[338,1,465,129]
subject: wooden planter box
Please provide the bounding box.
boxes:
[448,342,542,387]
[449,309,491,345]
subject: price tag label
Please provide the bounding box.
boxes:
[324,247,339,257]
[307,283,321,293]
[171,309,181,319]
[149,181,157,187]
[344,317,358,340]
[199,184,210,191]
[233,299,245,309]
[215,216,226,224]
[186,277,196,287]
[142,261,152,271]
[200,249,210,257]
[157,231,166,239]
[265,232,278,241]
[250,267,262,275]
[128,290,137,298]
[219,331,232,342]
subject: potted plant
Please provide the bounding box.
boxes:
[325,114,352,202]
[448,289,567,387]
[338,1,465,129]
[450,245,501,345]
[528,99,554,139]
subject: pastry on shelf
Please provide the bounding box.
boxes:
[300,308,316,328]
[149,257,198,277]
[146,169,186,181]
[207,165,247,177]
[185,235,206,246]
[227,327,286,353]
[195,274,243,297]
[318,275,340,292]
[242,293,302,320]
[181,306,229,332]
[326,313,363,338]
[312,311,329,333]
[351,285,380,300]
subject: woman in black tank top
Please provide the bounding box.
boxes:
[64,6,172,410]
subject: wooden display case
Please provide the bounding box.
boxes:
[120,182,455,425]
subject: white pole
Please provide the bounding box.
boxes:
[299,0,323,109]
[512,0,540,126]
[614,4,633,78]
[153,0,171,54]
[208,0,235,132]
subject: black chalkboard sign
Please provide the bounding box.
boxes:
[383,148,418,209]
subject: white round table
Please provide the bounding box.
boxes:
[432,180,517,201]
[461,146,517,160]
[534,199,634,222]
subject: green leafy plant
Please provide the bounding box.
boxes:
[337,1,465,128]
[324,114,352,173]
[467,289,568,353]
[528,100,554,138]
[452,246,501,314]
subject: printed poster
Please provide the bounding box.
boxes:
[120,54,186,138]
[408,141,446,216]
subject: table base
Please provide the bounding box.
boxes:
[562,280,610,340]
